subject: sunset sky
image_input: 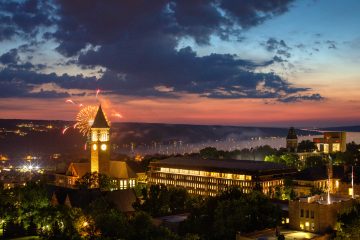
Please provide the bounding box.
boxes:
[0,0,359,127]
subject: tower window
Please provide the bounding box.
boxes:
[92,144,97,150]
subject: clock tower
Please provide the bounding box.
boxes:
[90,105,110,175]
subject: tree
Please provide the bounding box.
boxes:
[335,203,360,239]
[75,172,117,190]
[305,155,325,169]
[280,153,301,169]
[297,140,317,152]
[265,155,282,164]
[199,147,219,159]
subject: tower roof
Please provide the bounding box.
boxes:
[287,127,297,139]
[92,105,109,128]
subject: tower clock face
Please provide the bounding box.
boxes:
[92,144,97,150]
[101,144,107,151]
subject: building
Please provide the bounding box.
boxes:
[54,105,141,190]
[286,127,298,152]
[313,132,346,153]
[289,194,357,233]
[292,165,344,197]
[148,157,297,196]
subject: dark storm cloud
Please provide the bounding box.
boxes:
[0,0,322,102]
[0,0,55,40]
[0,68,94,98]
[0,49,19,64]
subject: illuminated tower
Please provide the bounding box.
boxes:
[90,105,110,175]
[286,127,298,152]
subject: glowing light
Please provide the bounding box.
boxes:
[93,144,97,150]
[62,126,70,135]
[112,112,123,118]
[96,89,100,98]
[101,144,107,151]
[74,106,98,136]
[66,99,75,104]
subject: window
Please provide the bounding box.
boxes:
[306,210,309,218]
[311,211,314,219]
[300,209,304,217]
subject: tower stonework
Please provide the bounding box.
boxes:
[286,127,298,152]
[90,105,110,175]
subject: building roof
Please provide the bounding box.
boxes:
[287,127,297,139]
[105,189,137,213]
[91,105,109,128]
[47,186,136,213]
[109,160,137,179]
[67,162,90,178]
[294,165,345,181]
[150,157,296,175]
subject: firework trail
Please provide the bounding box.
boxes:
[112,112,123,118]
[96,89,100,99]
[62,126,70,135]
[66,99,75,104]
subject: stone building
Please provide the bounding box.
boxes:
[289,194,357,233]
[148,156,297,196]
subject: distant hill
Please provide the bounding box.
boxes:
[0,119,320,157]
[321,126,360,132]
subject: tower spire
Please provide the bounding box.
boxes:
[92,105,109,128]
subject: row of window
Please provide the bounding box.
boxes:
[159,167,252,180]
[153,173,254,187]
[150,178,253,195]
[300,209,315,219]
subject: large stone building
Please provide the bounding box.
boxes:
[313,131,346,153]
[54,105,140,190]
[148,157,297,196]
[289,194,357,233]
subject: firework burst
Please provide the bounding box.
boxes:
[74,106,98,136]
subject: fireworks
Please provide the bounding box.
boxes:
[62,126,70,135]
[74,106,98,136]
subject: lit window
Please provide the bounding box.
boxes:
[300,223,304,230]
[92,144,97,150]
[349,188,353,196]
[305,222,309,227]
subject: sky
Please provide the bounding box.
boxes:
[0,0,359,127]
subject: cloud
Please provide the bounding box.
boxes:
[263,37,292,58]
[0,0,324,103]
[0,49,19,64]
[326,40,337,49]
[278,93,324,103]
[0,0,55,40]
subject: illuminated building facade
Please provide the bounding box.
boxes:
[313,132,346,153]
[148,157,297,196]
[90,105,110,174]
[289,195,357,233]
